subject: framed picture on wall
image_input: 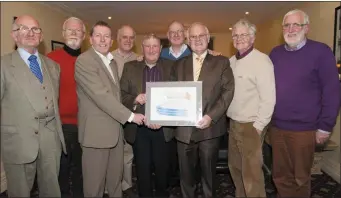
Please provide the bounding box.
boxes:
[51,40,65,51]
[13,16,18,50]
[332,6,340,80]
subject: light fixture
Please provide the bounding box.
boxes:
[245,11,249,15]
[229,27,232,31]
[108,16,112,20]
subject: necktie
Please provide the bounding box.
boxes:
[28,55,43,83]
[194,56,204,81]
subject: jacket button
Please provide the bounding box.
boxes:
[35,131,38,134]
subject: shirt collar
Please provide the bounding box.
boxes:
[236,46,254,60]
[284,38,307,51]
[93,47,113,61]
[17,47,39,61]
[192,50,208,60]
[112,48,135,59]
[169,44,187,56]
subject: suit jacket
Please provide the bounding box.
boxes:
[171,53,235,143]
[120,58,175,144]
[75,48,132,148]
[1,50,66,164]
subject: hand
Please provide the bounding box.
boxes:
[132,113,145,125]
[134,94,146,105]
[146,124,162,130]
[196,115,212,129]
[208,49,222,56]
[136,55,144,61]
[316,131,330,144]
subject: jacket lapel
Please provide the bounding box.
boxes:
[198,54,212,82]
[40,55,58,101]
[184,56,194,81]
[90,48,117,86]
[10,51,41,112]
[136,61,145,93]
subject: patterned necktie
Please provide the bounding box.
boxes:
[194,56,204,81]
[28,55,43,83]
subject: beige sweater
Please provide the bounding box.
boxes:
[227,49,276,131]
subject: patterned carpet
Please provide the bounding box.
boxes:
[1,171,339,197]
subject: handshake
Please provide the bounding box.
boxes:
[131,113,161,130]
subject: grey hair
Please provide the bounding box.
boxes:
[232,19,257,36]
[62,17,86,32]
[142,33,161,45]
[116,25,136,40]
[282,9,310,25]
[186,22,210,40]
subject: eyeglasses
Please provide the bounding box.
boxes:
[169,30,184,36]
[13,24,42,34]
[188,34,207,41]
[282,23,307,30]
[63,28,84,35]
[232,33,250,40]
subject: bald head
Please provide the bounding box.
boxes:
[167,21,186,46]
[187,22,210,55]
[116,25,135,52]
[11,15,43,54]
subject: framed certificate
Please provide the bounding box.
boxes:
[145,81,202,126]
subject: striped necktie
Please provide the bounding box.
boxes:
[28,55,43,83]
[194,56,204,81]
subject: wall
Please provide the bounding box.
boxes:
[255,1,340,182]
[0,2,92,56]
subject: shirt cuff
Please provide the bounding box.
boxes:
[317,129,330,134]
[253,121,265,132]
[128,113,134,123]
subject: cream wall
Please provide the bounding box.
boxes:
[255,2,340,183]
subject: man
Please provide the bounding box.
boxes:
[47,17,85,197]
[269,9,340,197]
[171,22,234,198]
[74,21,145,197]
[121,34,174,197]
[160,21,192,60]
[111,25,138,197]
[227,19,276,197]
[1,15,66,197]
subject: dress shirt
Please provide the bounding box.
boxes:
[18,48,42,74]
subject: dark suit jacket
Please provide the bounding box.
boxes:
[171,53,234,143]
[120,58,175,144]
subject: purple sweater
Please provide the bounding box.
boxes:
[269,39,340,132]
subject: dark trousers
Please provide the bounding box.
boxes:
[133,126,170,197]
[58,124,83,197]
[177,138,220,198]
[169,138,180,186]
[270,127,316,198]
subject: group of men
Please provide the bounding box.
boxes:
[1,8,340,198]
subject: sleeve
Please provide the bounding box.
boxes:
[316,45,341,132]
[253,56,276,131]
[120,62,137,111]
[206,58,235,122]
[75,56,132,124]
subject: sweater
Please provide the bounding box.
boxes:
[269,39,340,132]
[47,45,80,125]
[160,45,191,61]
[227,49,276,131]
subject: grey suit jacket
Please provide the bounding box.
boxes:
[75,48,132,148]
[120,58,175,144]
[171,54,235,143]
[1,50,66,164]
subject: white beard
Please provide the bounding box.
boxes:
[284,30,306,48]
[66,39,81,50]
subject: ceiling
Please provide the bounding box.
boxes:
[41,1,303,34]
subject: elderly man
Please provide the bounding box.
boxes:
[171,22,234,198]
[269,9,340,197]
[1,15,66,197]
[120,34,174,197]
[160,21,192,60]
[110,25,138,197]
[47,17,85,197]
[75,21,145,197]
[227,19,276,197]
